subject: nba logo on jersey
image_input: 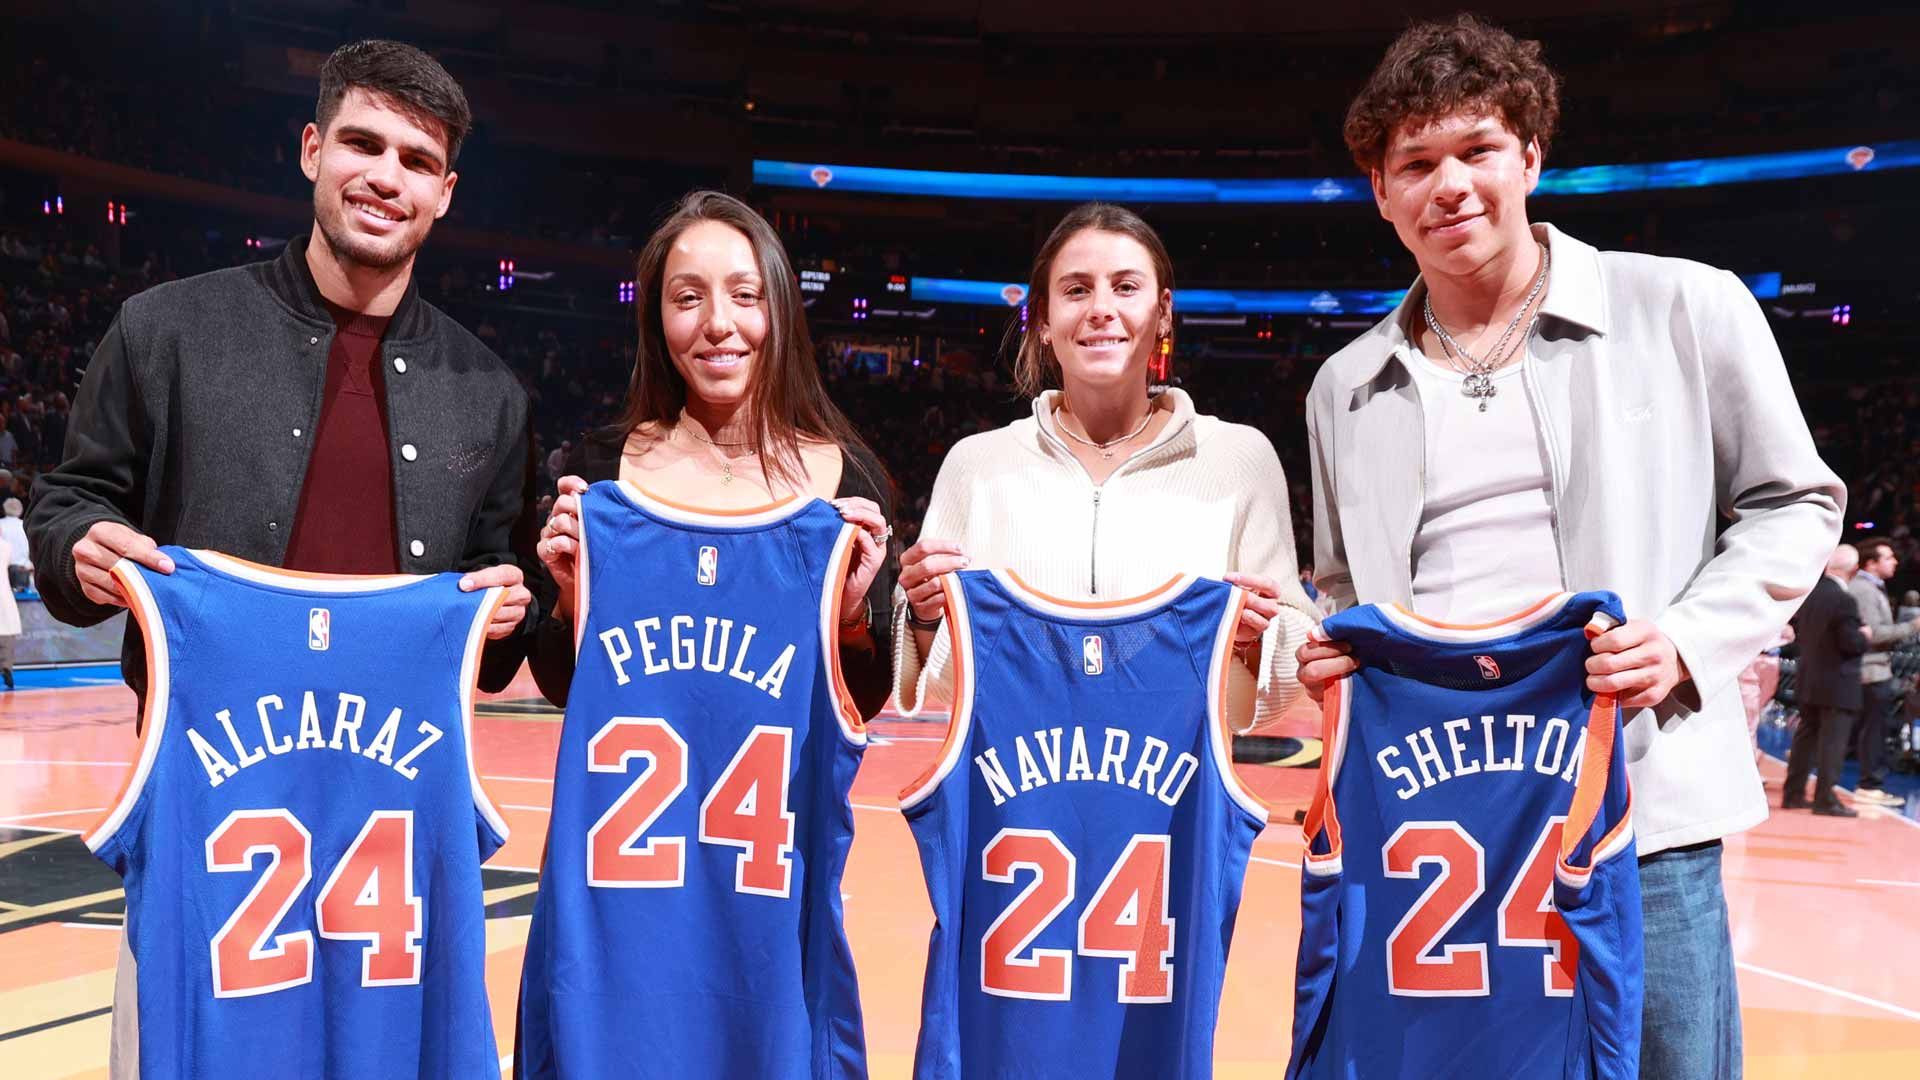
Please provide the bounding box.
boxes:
[697,545,718,586]
[901,570,1267,1079]
[1288,592,1642,1080]
[88,549,509,1079]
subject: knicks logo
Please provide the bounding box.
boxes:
[1083,634,1104,676]
[697,546,719,586]
[308,608,331,652]
[1474,654,1501,680]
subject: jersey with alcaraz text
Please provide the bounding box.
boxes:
[89,549,507,1079]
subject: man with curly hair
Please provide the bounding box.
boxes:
[1296,13,1843,1079]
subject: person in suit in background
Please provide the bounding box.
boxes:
[1784,545,1871,817]
[1849,538,1920,807]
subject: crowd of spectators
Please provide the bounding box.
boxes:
[5,204,1911,597]
[0,223,144,520]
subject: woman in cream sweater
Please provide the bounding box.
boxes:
[894,202,1319,731]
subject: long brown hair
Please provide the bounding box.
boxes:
[1010,202,1176,398]
[616,190,883,493]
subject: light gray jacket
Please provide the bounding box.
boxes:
[1849,570,1917,683]
[1307,224,1845,855]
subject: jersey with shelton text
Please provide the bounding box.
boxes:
[1288,592,1642,1080]
[516,481,867,1079]
[902,570,1266,1080]
[88,548,507,1079]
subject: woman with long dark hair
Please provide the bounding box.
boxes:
[528,190,895,711]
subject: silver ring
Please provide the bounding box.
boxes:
[877,525,894,543]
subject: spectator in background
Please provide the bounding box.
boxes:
[0,554,16,689]
[545,437,570,480]
[1736,624,1792,764]
[0,497,29,591]
[1899,589,1920,624]
[1784,546,1869,817]
[1848,537,1918,807]
[0,406,15,467]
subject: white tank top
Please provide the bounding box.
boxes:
[1405,348,1566,623]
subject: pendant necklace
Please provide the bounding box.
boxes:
[684,424,757,484]
[1422,243,1551,412]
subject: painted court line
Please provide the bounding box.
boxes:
[0,759,130,768]
[1251,854,1301,869]
[1736,962,1920,1023]
[1858,878,1920,888]
[0,808,104,824]
[502,804,550,813]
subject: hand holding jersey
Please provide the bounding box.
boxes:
[1302,617,1692,711]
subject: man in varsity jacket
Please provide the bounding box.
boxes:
[1297,17,1843,1080]
[25,42,536,1076]
[28,41,537,704]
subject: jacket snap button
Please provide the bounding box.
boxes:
[409,540,425,557]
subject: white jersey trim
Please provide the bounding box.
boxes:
[189,550,429,593]
[1208,588,1271,824]
[989,570,1198,622]
[86,563,171,853]
[818,522,868,746]
[573,492,594,659]
[1376,592,1575,644]
[461,585,511,844]
[613,479,815,530]
[899,574,977,810]
[1302,682,1352,879]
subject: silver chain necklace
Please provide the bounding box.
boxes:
[1422,243,1551,412]
[1055,404,1156,459]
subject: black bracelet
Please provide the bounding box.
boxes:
[905,607,943,633]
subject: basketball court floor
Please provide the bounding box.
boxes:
[2,667,1916,1078]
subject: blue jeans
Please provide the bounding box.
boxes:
[1639,840,1742,1080]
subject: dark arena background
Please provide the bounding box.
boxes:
[1,2,1917,1076]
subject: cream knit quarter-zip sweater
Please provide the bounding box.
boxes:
[891,387,1319,729]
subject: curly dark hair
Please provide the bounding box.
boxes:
[1343,14,1561,174]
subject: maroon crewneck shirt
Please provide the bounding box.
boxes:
[283,302,399,573]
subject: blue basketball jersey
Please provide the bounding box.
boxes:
[1288,592,1642,1080]
[88,548,508,1080]
[516,481,867,1079]
[902,570,1266,1080]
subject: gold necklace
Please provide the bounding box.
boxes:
[683,424,757,484]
